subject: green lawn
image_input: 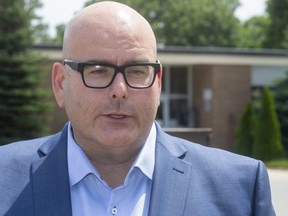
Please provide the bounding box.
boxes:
[266,159,288,169]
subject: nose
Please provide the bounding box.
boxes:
[109,72,128,99]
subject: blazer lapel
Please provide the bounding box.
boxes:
[31,125,72,216]
[149,126,192,216]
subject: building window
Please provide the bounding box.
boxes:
[251,66,288,111]
[157,65,193,127]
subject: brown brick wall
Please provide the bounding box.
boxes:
[193,65,213,128]
[193,65,251,150]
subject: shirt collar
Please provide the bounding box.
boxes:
[67,122,156,187]
[133,123,156,180]
[67,122,99,187]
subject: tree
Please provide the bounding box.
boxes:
[235,102,256,156]
[32,22,51,44]
[52,24,65,44]
[239,15,270,48]
[253,87,285,161]
[264,0,288,48]
[0,0,52,145]
[34,23,65,45]
[24,0,64,45]
[273,72,288,155]
[85,0,241,47]
[25,0,49,44]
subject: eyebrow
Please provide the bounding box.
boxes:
[125,59,151,64]
[85,58,151,65]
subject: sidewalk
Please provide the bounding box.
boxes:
[268,169,288,216]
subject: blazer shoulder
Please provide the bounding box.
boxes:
[0,136,50,162]
[174,135,261,170]
[157,126,263,178]
[154,124,274,216]
[0,123,67,162]
[0,131,66,215]
[0,136,55,186]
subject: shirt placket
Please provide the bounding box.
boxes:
[106,188,121,216]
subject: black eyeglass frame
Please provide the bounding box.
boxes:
[63,59,161,89]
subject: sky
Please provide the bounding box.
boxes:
[36,0,267,36]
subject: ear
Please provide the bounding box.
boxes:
[156,64,162,88]
[52,62,65,108]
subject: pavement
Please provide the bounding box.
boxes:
[268,169,288,216]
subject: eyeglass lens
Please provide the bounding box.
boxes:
[83,64,156,88]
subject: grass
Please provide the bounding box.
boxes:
[266,159,288,169]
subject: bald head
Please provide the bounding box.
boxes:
[52,2,162,160]
[63,1,157,62]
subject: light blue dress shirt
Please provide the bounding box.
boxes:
[67,122,156,216]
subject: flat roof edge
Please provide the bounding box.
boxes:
[32,44,288,57]
[157,45,288,57]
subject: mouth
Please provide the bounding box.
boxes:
[103,112,131,120]
[109,114,127,119]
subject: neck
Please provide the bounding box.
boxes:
[92,156,137,188]
[84,145,142,188]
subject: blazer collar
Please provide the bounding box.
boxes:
[148,123,192,216]
[31,124,72,216]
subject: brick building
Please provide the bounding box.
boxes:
[34,45,288,151]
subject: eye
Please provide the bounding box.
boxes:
[84,65,112,76]
[126,66,149,77]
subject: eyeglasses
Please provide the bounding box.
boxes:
[63,59,161,89]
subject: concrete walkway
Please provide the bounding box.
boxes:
[268,169,288,216]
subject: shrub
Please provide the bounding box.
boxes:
[235,101,256,157]
[253,87,285,161]
[274,71,288,155]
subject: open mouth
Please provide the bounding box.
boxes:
[109,114,127,119]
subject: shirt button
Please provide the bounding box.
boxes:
[111,207,118,215]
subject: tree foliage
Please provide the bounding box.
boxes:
[85,0,241,47]
[37,0,288,50]
[253,87,285,161]
[264,0,288,48]
[235,102,256,156]
[26,0,65,45]
[0,0,52,145]
[34,23,65,45]
[0,1,32,54]
[32,22,52,44]
[239,15,270,48]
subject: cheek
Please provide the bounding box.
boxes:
[62,78,97,121]
[137,88,160,120]
[64,93,101,132]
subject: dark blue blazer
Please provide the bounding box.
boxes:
[0,123,275,216]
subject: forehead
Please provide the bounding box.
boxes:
[63,8,156,63]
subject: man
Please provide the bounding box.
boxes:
[0,1,275,216]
